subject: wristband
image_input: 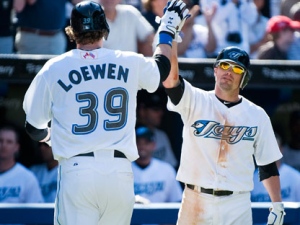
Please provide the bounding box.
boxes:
[158,32,173,47]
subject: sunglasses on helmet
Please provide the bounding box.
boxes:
[218,62,245,75]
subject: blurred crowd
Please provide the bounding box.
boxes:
[0,0,300,59]
[1,0,300,211]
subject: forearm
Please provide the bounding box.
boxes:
[162,41,180,88]
[205,23,216,54]
[262,175,282,202]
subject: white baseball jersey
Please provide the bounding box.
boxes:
[30,164,58,203]
[23,48,160,161]
[132,158,182,202]
[167,79,282,191]
[251,163,300,202]
[0,163,44,203]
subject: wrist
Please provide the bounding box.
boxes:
[272,202,284,211]
[158,32,173,47]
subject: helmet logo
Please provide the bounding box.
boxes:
[228,51,243,60]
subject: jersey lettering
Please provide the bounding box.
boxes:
[134,182,164,195]
[192,120,257,144]
[72,88,129,134]
[57,64,129,92]
[72,92,98,134]
[0,187,21,201]
[104,88,128,130]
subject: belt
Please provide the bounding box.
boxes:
[186,184,233,196]
[19,27,60,36]
[74,150,127,159]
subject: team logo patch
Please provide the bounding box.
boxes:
[191,120,257,144]
[228,51,242,60]
[80,51,97,60]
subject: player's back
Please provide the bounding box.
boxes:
[24,48,160,161]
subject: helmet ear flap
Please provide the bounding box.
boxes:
[240,72,251,89]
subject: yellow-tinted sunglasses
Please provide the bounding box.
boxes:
[218,61,245,75]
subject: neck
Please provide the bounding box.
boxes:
[135,158,151,167]
[77,41,102,51]
[215,87,240,103]
[0,159,16,173]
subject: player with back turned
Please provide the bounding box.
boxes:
[22,1,189,224]
[162,33,286,224]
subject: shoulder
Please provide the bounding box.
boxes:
[241,97,265,112]
[15,163,39,180]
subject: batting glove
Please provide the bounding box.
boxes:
[157,0,189,46]
[267,202,285,225]
[173,14,190,43]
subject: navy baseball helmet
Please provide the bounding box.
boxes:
[71,1,110,39]
[214,46,251,89]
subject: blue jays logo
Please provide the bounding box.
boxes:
[191,120,257,144]
[228,51,243,60]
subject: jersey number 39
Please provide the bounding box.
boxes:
[72,88,128,135]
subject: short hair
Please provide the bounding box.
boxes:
[0,125,20,143]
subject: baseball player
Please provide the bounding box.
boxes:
[22,1,189,225]
[162,41,286,224]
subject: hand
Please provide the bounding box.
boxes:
[157,0,189,45]
[267,202,285,225]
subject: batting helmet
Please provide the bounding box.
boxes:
[70,1,110,40]
[214,46,251,89]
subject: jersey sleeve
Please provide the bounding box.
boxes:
[137,55,160,93]
[23,67,52,129]
[253,115,282,166]
[167,79,199,121]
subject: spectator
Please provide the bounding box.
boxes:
[268,0,281,17]
[133,126,182,203]
[137,90,178,168]
[122,0,142,11]
[249,0,269,59]
[141,0,168,32]
[257,15,300,59]
[199,0,258,56]
[177,1,217,58]
[282,110,300,172]
[280,0,298,18]
[30,142,58,203]
[14,0,81,55]
[251,133,300,202]
[100,0,155,56]
[0,125,43,203]
[0,0,23,53]
[288,2,300,60]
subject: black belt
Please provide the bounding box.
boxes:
[74,150,127,159]
[187,184,233,196]
[19,27,60,36]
